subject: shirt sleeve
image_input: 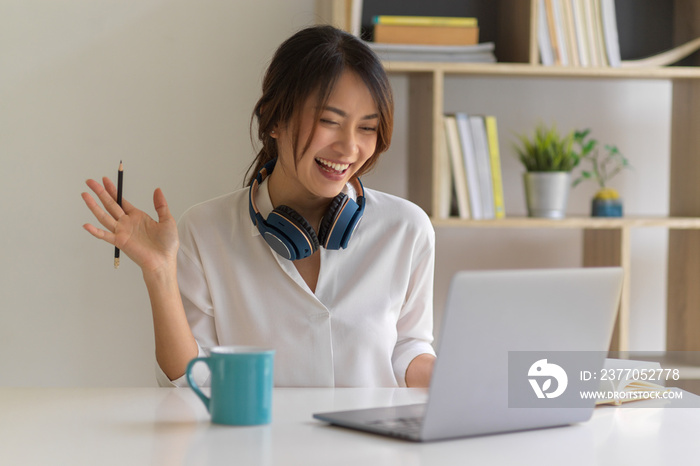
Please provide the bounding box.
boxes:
[391,216,437,387]
[155,341,210,387]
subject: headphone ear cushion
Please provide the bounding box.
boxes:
[274,205,321,253]
[317,193,348,248]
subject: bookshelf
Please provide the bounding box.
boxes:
[318,0,700,353]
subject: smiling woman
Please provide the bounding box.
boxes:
[82,25,436,389]
[268,70,379,211]
[248,25,393,185]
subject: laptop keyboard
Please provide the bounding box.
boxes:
[367,416,423,438]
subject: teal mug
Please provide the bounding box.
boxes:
[186,346,275,426]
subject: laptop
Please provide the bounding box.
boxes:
[313,267,624,442]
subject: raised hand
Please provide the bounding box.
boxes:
[81,177,179,274]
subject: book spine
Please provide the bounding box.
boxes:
[591,0,609,66]
[572,0,590,67]
[455,113,483,219]
[444,115,471,219]
[438,115,454,219]
[373,15,478,27]
[544,0,561,65]
[562,0,580,67]
[537,0,555,65]
[551,0,569,65]
[600,0,621,67]
[373,24,479,46]
[583,0,601,66]
[485,116,505,219]
[468,116,495,219]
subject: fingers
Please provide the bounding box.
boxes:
[86,178,125,221]
[82,222,116,245]
[81,190,117,232]
[153,188,172,223]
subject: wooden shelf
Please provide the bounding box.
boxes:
[432,216,700,229]
[384,61,700,80]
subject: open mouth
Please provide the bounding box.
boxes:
[315,157,350,175]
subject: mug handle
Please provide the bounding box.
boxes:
[186,357,211,412]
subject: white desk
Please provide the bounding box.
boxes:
[1,387,699,465]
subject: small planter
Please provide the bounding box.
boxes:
[592,199,622,217]
[523,172,571,219]
[591,188,623,217]
[591,196,623,217]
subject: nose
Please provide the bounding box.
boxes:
[333,126,359,156]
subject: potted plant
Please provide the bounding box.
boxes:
[571,129,631,217]
[513,124,586,218]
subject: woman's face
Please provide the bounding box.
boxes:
[272,70,379,201]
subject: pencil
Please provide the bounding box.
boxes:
[114,161,123,269]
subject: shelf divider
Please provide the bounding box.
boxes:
[407,70,442,217]
[583,228,631,352]
[667,78,700,354]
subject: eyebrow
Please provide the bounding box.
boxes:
[323,106,379,120]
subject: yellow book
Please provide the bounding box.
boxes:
[373,15,478,27]
[484,116,505,219]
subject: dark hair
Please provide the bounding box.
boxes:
[246,25,393,186]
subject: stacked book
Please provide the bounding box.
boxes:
[369,15,496,64]
[441,114,505,220]
[537,0,621,67]
[369,42,496,63]
[373,15,479,46]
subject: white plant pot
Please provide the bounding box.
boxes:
[523,172,571,219]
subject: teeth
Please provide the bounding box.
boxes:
[316,158,349,172]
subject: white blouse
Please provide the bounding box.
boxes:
[157,179,436,387]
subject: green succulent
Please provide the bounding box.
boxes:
[514,124,585,172]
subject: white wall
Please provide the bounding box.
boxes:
[0,1,671,387]
[0,0,316,386]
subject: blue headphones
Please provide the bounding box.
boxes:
[249,158,365,261]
